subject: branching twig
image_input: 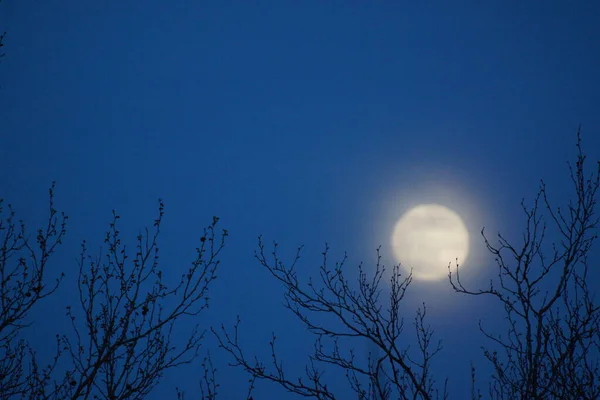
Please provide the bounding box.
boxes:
[215,243,446,399]
[449,128,600,399]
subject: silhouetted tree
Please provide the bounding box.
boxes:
[0,188,228,399]
[215,129,598,400]
[214,245,447,399]
[55,206,226,400]
[450,129,600,400]
[0,183,66,398]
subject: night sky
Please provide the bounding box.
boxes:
[1,1,599,399]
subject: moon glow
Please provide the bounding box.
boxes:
[391,204,469,281]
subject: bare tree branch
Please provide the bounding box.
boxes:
[49,202,227,400]
[215,242,447,399]
[0,183,67,398]
[449,128,600,399]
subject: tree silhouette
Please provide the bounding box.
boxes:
[215,129,599,399]
[2,130,597,400]
[450,129,600,399]
[0,190,228,399]
[214,243,447,399]
[0,183,66,398]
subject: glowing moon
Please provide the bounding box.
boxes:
[391,204,469,281]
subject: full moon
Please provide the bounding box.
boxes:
[391,204,469,281]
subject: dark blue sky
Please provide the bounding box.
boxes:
[1,1,599,398]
